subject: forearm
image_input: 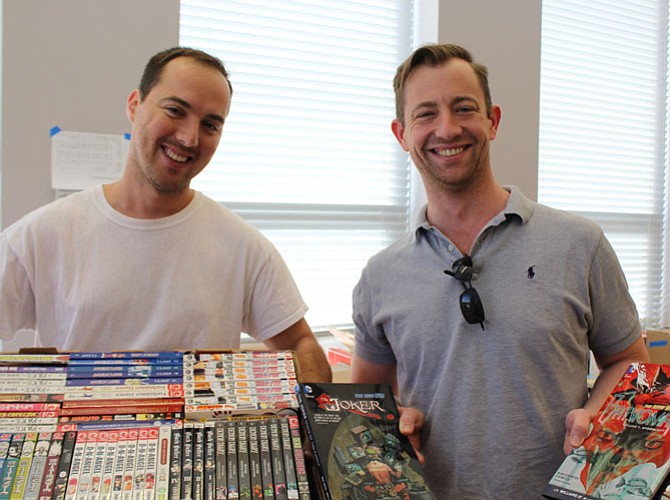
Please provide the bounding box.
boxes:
[291,336,332,383]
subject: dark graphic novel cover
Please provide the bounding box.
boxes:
[295,383,434,500]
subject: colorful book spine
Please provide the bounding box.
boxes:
[51,430,76,500]
[37,430,64,500]
[100,429,119,499]
[64,429,88,499]
[9,431,37,499]
[22,431,51,500]
[0,432,26,499]
[286,415,310,500]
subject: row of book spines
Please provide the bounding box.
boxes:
[171,416,309,500]
[0,415,311,500]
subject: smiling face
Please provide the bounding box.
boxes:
[126,56,231,195]
[391,58,500,194]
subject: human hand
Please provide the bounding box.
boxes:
[398,405,425,464]
[563,408,594,455]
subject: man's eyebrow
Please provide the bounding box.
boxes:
[160,96,225,124]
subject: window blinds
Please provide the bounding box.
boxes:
[538,0,669,326]
[180,0,414,329]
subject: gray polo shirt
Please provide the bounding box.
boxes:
[353,186,641,499]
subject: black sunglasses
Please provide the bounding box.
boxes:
[444,255,486,330]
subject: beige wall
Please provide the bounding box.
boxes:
[0,0,180,228]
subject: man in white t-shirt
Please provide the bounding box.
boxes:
[0,47,331,383]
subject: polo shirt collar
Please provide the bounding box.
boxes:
[412,185,536,242]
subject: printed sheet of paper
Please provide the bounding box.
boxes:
[51,129,128,190]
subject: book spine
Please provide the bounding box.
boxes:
[0,433,25,500]
[203,422,216,500]
[22,431,52,500]
[167,422,182,500]
[0,366,67,374]
[143,427,160,500]
[181,422,194,500]
[131,427,150,500]
[225,420,238,500]
[192,422,205,500]
[257,420,275,500]
[68,351,183,361]
[100,429,119,499]
[64,429,88,499]
[295,388,330,500]
[51,430,76,500]
[88,429,108,499]
[269,418,287,500]
[121,428,139,500]
[237,419,251,500]
[9,431,38,499]
[214,423,227,500]
[0,404,60,413]
[63,384,184,400]
[155,424,172,500]
[111,429,130,500]
[286,415,310,500]
[65,377,183,387]
[278,417,299,500]
[37,430,64,500]
[246,420,263,500]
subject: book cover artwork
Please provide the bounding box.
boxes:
[297,383,434,500]
[544,363,670,500]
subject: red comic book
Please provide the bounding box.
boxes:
[544,363,670,499]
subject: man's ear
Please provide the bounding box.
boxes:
[391,118,409,152]
[488,104,502,141]
[126,89,140,122]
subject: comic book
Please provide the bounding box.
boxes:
[544,363,670,500]
[295,383,435,500]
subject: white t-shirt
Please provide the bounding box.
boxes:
[0,186,307,350]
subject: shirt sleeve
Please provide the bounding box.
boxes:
[587,232,642,357]
[352,268,397,365]
[0,230,37,337]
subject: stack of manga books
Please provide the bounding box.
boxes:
[60,351,185,426]
[184,351,300,419]
[0,349,316,499]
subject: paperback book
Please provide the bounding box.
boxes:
[295,382,434,500]
[544,363,670,500]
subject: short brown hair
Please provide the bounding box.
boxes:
[393,44,492,124]
[138,46,233,101]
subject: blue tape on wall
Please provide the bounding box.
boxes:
[50,126,62,137]
[124,133,131,140]
[649,340,668,348]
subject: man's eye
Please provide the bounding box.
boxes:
[165,106,182,116]
[204,122,221,133]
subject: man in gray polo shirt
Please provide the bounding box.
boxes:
[350,43,649,499]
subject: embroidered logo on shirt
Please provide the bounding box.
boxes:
[527,265,536,279]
